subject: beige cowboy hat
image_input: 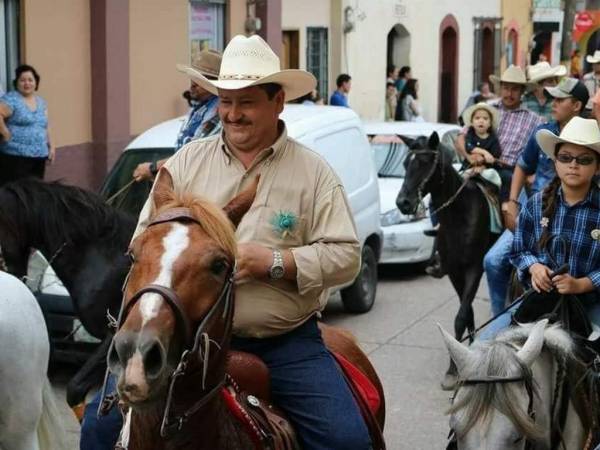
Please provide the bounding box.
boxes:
[526,61,567,84]
[586,50,600,64]
[489,65,527,90]
[185,34,316,101]
[177,49,222,80]
[461,102,500,131]
[536,117,600,160]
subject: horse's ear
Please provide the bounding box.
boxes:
[428,132,440,150]
[223,175,259,228]
[398,135,415,148]
[152,168,175,210]
[516,319,548,367]
[437,323,476,376]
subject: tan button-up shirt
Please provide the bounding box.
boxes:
[134,124,360,338]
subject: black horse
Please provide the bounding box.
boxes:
[0,179,136,405]
[396,133,499,389]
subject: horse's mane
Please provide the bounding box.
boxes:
[155,192,237,260]
[0,178,136,249]
[449,323,575,441]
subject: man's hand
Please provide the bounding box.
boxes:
[235,243,273,284]
[472,147,495,165]
[552,274,592,295]
[502,201,519,232]
[529,263,553,293]
[133,162,153,182]
[468,153,485,166]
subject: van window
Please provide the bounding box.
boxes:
[313,127,370,193]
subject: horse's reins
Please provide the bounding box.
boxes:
[105,178,136,206]
[98,207,236,442]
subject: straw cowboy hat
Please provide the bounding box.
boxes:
[489,65,527,90]
[586,50,600,64]
[177,49,222,80]
[527,61,567,84]
[536,117,600,160]
[461,102,500,131]
[184,34,316,101]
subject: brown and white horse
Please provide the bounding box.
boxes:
[106,169,386,450]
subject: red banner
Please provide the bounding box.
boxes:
[573,10,600,42]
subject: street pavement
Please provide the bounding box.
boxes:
[51,264,492,449]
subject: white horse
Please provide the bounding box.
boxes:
[0,271,66,450]
[439,319,589,450]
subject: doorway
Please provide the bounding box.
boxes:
[439,15,458,123]
[282,30,299,69]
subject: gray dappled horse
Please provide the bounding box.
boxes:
[0,271,66,450]
[440,320,588,450]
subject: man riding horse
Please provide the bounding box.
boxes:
[80,34,372,450]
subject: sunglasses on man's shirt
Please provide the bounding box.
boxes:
[556,152,597,166]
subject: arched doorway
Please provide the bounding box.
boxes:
[531,31,552,64]
[584,28,600,73]
[387,24,411,71]
[481,26,495,83]
[439,15,459,123]
[506,28,518,66]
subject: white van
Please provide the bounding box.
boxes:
[34,105,382,326]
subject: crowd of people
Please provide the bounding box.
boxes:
[385,65,423,122]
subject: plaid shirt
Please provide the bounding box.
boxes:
[494,101,543,167]
[510,186,600,290]
[521,92,552,123]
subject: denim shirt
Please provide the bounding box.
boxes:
[0,91,48,158]
[516,121,560,194]
[174,95,220,151]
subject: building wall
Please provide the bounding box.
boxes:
[501,0,533,71]
[21,0,92,147]
[282,0,330,70]
[129,0,190,136]
[338,0,501,121]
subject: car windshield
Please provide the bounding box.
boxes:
[100,148,174,216]
[370,135,410,178]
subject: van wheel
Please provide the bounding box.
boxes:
[341,245,378,313]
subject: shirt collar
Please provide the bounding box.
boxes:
[557,185,600,209]
[220,120,288,166]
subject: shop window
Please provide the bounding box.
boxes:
[0,0,19,94]
[189,0,225,61]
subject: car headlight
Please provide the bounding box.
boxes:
[380,207,427,227]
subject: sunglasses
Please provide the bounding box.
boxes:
[556,152,597,166]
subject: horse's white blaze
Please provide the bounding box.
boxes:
[139,223,189,327]
[124,350,149,399]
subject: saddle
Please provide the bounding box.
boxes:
[224,350,385,450]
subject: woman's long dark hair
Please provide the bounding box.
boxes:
[400,78,418,100]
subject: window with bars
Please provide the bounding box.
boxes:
[307,27,328,102]
[0,0,20,94]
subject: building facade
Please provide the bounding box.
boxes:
[501,0,533,71]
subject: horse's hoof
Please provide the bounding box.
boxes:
[441,373,457,391]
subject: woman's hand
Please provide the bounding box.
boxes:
[0,128,11,142]
[529,263,553,293]
[552,274,593,295]
[47,145,56,164]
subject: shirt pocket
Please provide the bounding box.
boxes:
[254,205,307,249]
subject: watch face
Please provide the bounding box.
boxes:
[270,266,285,279]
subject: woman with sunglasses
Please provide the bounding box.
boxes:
[509,117,600,329]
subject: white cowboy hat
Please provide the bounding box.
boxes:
[489,65,527,89]
[461,102,500,131]
[526,61,567,84]
[586,50,600,64]
[184,35,316,101]
[177,49,222,80]
[536,117,600,160]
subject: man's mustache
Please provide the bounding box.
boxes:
[225,119,252,126]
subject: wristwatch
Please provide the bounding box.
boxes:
[269,249,285,280]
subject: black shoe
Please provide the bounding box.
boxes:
[423,229,438,237]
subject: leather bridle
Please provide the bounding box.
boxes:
[98,207,235,440]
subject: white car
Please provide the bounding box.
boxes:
[363,121,461,265]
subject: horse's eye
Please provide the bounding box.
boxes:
[210,259,228,276]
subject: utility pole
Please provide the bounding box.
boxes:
[561,0,577,63]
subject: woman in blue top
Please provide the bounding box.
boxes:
[480,117,600,339]
[0,65,54,186]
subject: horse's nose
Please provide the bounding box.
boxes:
[108,331,167,380]
[396,196,413,214]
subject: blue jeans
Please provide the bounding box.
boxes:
[80,375,122,450]
[80,318,371,450]
[484,229,514,317]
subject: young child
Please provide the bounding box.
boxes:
[461,102,501,172]
[481,117,600,339]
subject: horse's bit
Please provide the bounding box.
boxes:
[98,207,235,440]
